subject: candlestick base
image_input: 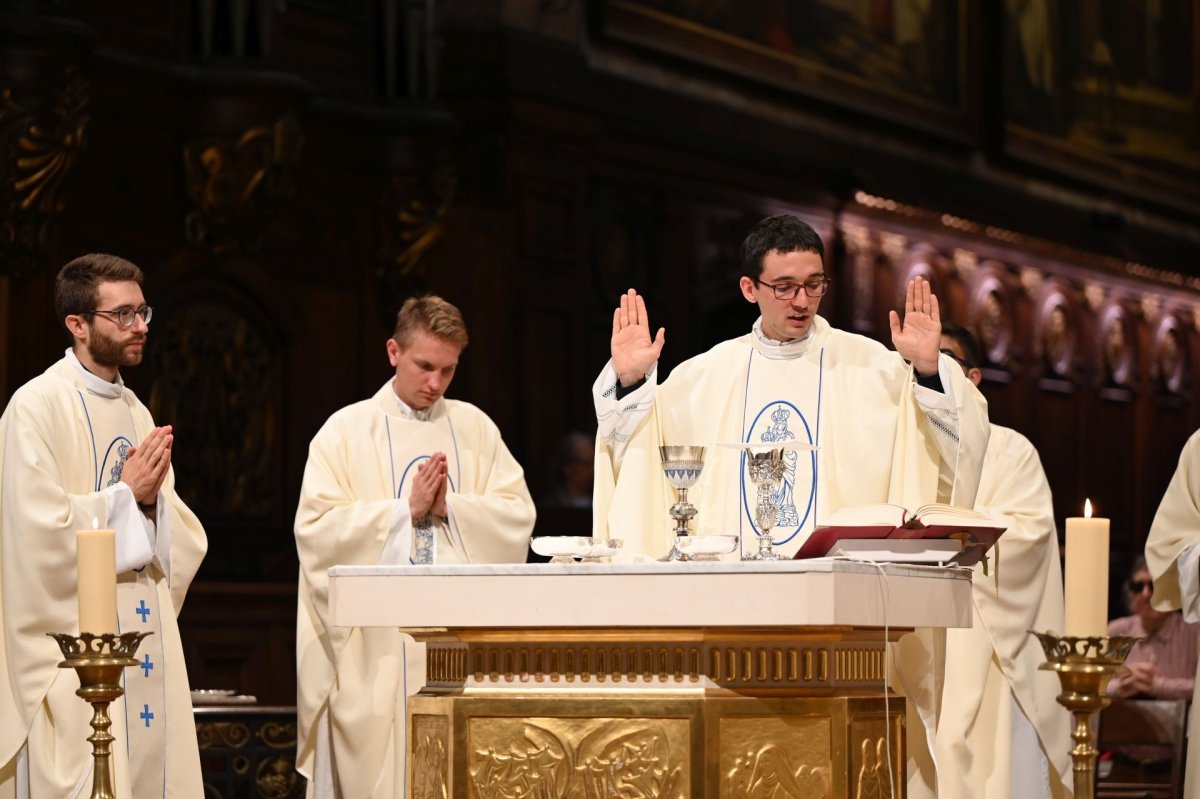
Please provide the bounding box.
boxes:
[48,632,151,799]
[1032,631,1139,799]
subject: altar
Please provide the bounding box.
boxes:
[328,559,972,798]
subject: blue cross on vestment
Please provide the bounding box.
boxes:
[135,599,150,622]
[140,704,154,727]
[140,654,153,677]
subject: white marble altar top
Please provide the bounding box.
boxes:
[328,558,972,631]
[328,559,970,579]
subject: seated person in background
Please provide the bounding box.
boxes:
[1108,556,1200,700]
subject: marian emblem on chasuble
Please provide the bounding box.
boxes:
[99,437,133,488]
[742,401,817,546]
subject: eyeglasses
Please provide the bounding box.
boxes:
[939,348,972,369]
[754,277,830,300]
[81,305,153,328]
[1128,579,1153,594]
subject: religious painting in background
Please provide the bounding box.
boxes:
[592,0,971,136]
[1003,0,1200,204]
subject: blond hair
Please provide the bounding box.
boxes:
[392,295,469,349]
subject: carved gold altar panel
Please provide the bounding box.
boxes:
[409,693,903,799]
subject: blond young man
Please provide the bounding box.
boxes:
[294,296,535,798]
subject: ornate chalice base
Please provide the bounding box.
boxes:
[659,445,705,561]
[48,631,151,799]
[743,448,787,561]
[1032,631,1139,799]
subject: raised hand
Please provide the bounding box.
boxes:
[888,276,941,377]
[409,452,448,520]
[611,289,665,387]
[120,425,173,505]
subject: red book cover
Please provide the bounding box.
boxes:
[793,504,1006,567]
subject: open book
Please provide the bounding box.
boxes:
[793,503,1006,568]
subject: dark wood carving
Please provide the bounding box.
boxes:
[145,292,281,524]
[0,8,92,277]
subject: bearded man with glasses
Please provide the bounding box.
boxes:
[592,214,991,798]
[0,254,207,799]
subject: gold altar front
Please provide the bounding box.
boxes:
[327,560,973,799]
[407,627,905,798]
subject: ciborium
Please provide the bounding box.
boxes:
[743,447,787,561]
[659,445,705,538]
[1032,631,1139,799]
[48,631,151,799]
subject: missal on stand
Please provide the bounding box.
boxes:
[793,502,1006,568]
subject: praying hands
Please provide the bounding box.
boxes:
[120,425,173,505]
[410,451,449,519]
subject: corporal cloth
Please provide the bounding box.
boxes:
[295,382,534,798]
[592,316,990,798]
[0,354,207,799]
[1144,428,1200,799]
[937,424,1071,798]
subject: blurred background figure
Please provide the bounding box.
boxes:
[543,430,595,509]
[1108,556,1200,700]
[529,430,596,561]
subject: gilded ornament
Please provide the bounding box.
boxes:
[0,67,89,275]
[183,114,304,254]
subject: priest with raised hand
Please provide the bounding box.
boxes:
[0,254,208,799]
[294,295,535,798]
[591,213,990,797]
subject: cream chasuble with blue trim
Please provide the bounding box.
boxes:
[295,382,535,799]
[79,389,168,799]
[0,354,207,799]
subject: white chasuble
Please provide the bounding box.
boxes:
[385,414,466,564]
[1145,428,1200,799]
[81,391,168,799]
[0,355,207,799]
[937,425,1071,799]
[295,383,535,799]
[595,316,989,562]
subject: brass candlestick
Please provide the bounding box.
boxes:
[1032,631,1139,799]
[48,631,151,799]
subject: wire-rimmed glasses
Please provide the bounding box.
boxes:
[81,306,153,328]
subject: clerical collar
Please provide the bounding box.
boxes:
[390,386,433,421]
[66,349,124,399]
[750,317,814,360]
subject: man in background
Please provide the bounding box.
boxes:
[295,295,535,798]
[0,254,208,799]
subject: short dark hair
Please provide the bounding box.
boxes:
[393,295,469,350]
[54,254,144,323]
[941,321,982,370]
[740,214,825,280]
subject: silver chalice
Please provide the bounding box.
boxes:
[743,447,787,561]
[659,445,705,561]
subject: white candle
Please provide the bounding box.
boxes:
[1063,499,1109,637]
[77,528,117,635]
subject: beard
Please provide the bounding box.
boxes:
[87,326,145,369]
